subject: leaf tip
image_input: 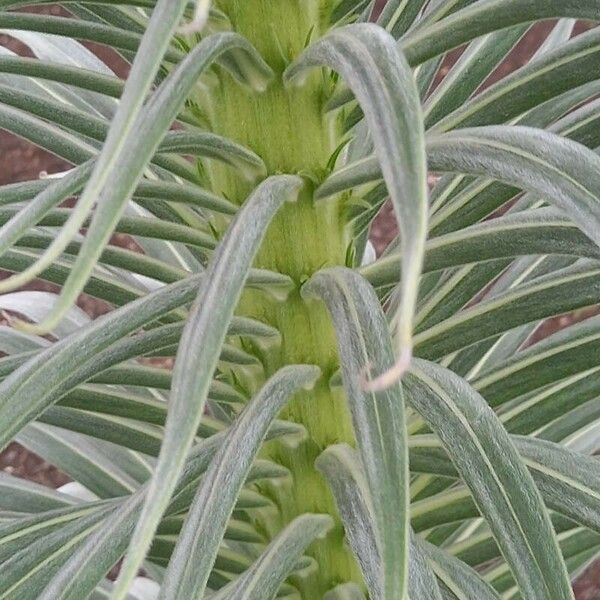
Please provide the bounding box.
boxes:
[361,345,412,392]
[177,0,211,35]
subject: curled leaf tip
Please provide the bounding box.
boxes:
[12,317,51,336]
[178,0,211,35]
[1,310,40,334]
[362,345,412,392]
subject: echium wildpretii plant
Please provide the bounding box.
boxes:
[0,0,599,598]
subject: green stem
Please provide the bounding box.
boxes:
[196,1,364,596]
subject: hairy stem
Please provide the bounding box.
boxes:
[195,1,363,595]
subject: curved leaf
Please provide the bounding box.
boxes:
[406,360,573,600]
[286,23,428,385]
[159,365,320,599]
[361,208,600,291]
[19,31,272,333]
[111,175,301,599]
[421,540,500,600]
[315,444,381,598]
[212,514,334,600]
[401,0,600,66]
[427,126,600,244]
[304,267,409,600]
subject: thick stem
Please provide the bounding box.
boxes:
[199,1,363,596]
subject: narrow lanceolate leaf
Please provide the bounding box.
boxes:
[360,208,600,291]
[159,365,320,599]
[37,421,297,600]
[414,261,600,360]
[0,504,116,599]
[473,314,600,407]
[329,127,600,245]
[24,31,272,334]
[317,444,443,599]
[408,533,444,600]
[17,424,139,499]
[400,0,600,67]
[514,436,600,534]
[5,0,190,324]
[286,23,428,386]
[423,24,528,128]
[377,0,428,39]
[304,267,409,600]
[431,26,600,132]
[420,540,501,600]
[0,271,200,452]
[406,360,573,600]
[409,434,600,535]
[0,162,92,281]
[426,127,600,245]
[111,176,302,599]
[315,444,382,598]
[0,473,76,513]
[212,514,334,600]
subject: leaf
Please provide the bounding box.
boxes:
[377,0,428,39]
[0,272,200,451]
[0,291,90,337]
[0,0,190,306]
[21,30,272,334]
[501,368,600,436]
[286,23,428,385]
[423,24,528,128]
[361,208,600,291]
[37,419,298,600]
[514,436,600,534]
[407,533,445,600]
[111,175,302,599]
[316,444,445,599]
[410,432,600,535]
[304,267,409,600]
[414,261,600,360]
[212,514,334,600]
[431,26,600,131]
[0,12,184,64]
[427,126,600,245]
[406,360,573,599]
[17,423,140,498]
[473,314,600,407]
[159,365,320,599]
[0,503,108,563]
[0,502,115,599]
[329,126,600,245]
[401,0,600,66]
[315,444,382,598]
[0,472,76,513]
[429,88,600,237]
[421,540,501,600]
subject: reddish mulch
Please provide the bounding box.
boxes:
[0,8,598,594]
